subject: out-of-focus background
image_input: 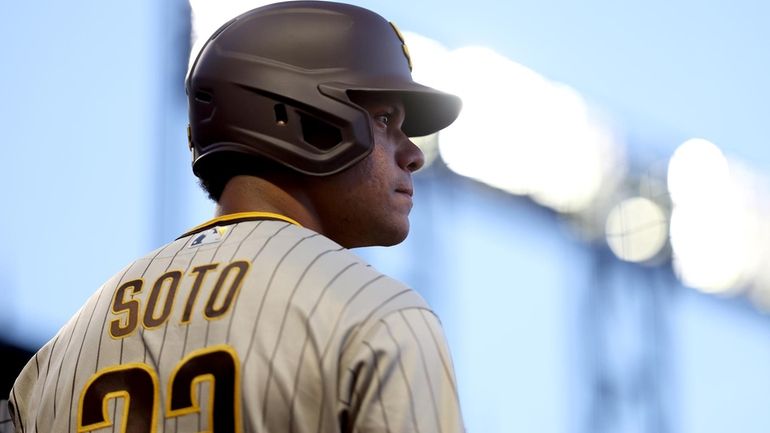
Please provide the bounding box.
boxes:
[2,1,770,432]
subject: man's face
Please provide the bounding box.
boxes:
[306,93,425,248]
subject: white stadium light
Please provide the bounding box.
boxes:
[403,41,623,213]
[605,197,668,263]
[667,138,769,294]
[667,138,731,206]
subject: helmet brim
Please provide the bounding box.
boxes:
[344,81,462,137]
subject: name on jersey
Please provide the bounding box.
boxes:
[109,260,250,339]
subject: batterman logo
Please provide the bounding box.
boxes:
[189,226,229,248]
[389,21,413,72]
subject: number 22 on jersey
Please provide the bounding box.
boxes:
[77,345,241,433]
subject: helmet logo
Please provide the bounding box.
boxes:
[389,22,413,72]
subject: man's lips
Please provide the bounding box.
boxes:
[395,187,413,197]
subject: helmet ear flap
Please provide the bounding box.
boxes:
[190,81,373,177]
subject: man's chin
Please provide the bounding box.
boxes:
[343,222,410,248]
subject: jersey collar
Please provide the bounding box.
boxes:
[178,211,302,239]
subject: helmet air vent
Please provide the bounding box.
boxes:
[300,113,342,151]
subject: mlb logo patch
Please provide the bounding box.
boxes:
[189,226,228,247]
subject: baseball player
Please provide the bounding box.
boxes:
[6,2,464,432]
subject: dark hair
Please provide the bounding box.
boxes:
[196,152,286,202]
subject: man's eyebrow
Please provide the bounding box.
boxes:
[371,102,404,116]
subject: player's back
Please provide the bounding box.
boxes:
[8,213,458,433]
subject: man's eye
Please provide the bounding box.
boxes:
[375,113,391,125]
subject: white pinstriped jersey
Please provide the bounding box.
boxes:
[9,212,464,433]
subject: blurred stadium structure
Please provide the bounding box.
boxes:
[2,1,770,433]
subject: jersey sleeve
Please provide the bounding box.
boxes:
[0,400,15,433]
[339,308,465,433]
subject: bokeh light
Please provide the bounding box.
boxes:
[410,43,623,213]
[667,138,731,206]
[605,197,668,263]
[667,138,768,294]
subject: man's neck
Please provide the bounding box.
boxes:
[215,175,323,233]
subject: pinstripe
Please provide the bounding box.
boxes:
[318,286,414,432]
[210,219,249,267]
[319,275,386,361]
[51,307,84,420]
[308,273,386,433]
[11,388,22,433]
[223,221,267,343]
[337,288,412,359]
[261,246,336,426]
[399,310,441,430]
[154,240,209,369]
[243,232,318,368]
[142,242,186,365]
[103,240,187,433]
[200,323,211,429]
[94,265,137,371]
[228,220,264,261]
[153,322,170,372]
[222,220,258,261]
[176,220,238,433]
[97,245,168,372]
[65,286,111,432]
[28,353,39,432]
[248,222,293,263]
[380,319,421,433]
[243,232,323,428]
[178,271,195,367]
[418,309,459,399]
[287,261,359,433]
[226,222,291,343]
[139,238,190,367]
[203,318,212,345]
[35,333,60,433]
[155,251,198,364]
[358,342,393,433]
[180,220,254,374]
[34,332,59,428]
[172,322,193,433]
[111,244,185,433]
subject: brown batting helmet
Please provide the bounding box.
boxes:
[186,1,462,176]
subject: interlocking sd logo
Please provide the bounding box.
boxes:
[389,21,413,72]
